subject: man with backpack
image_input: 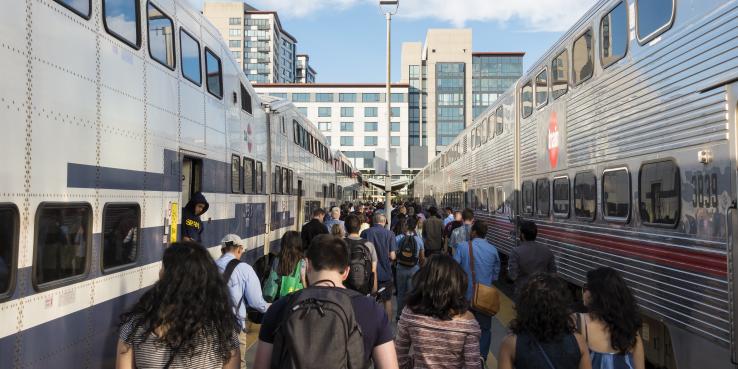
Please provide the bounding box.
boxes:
[361,212,397,320]
[343,214,377,295]
[394,216,425,321]
[215,234,271,369]
[253,234,398,369]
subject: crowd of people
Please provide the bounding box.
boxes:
[115,199,645,369]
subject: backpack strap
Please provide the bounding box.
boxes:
[223,258,245,310]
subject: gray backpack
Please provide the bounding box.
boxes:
[270,285,366,369]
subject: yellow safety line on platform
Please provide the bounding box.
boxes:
[496,291,516,328]
[245,323,261,351]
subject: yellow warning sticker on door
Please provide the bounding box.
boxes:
[170,202,178,243]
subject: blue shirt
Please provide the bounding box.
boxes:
[443,214,454,227]
[454,238,501,301]
[361,225,397,282]
[215,253,269,329]
[324,218,345,233]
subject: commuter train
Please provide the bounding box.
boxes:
[0,1,360,368]
[411,0,738,368]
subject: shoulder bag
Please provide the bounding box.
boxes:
[468,240,500,316]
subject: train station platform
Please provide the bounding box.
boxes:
[241,280,517,369]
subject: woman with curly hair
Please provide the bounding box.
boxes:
[576,267,645,369]
[395,254,481,369]
[116,242,240,369]
[499,274,591,369]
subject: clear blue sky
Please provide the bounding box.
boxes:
[190,0,595,83]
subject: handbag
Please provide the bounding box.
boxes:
[277,259,304,297]
[468,240,500,316]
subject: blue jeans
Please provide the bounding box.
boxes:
[395,264,419,320]
[473,310,492,360]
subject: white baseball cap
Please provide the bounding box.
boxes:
[221,234,244,248]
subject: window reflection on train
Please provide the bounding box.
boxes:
[35,205,91,285]
[103,204,141,271]
[0,206,17,296]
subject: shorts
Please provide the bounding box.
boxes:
[376,280,394,302]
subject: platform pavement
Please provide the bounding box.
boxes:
[242,281,516,369]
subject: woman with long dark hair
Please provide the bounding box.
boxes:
[116,242,240,369]
[263,231,307,301]
[395,254,481,369]
[577,267,645,369]
[499,274,591,369]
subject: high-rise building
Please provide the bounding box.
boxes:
[296,55,317,83]
[401,29,523,163]
[203,2,313,84]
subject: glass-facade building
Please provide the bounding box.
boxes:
[436,63,466,147]
[472,54,523,118]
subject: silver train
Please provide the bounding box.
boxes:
[411,0,738,367]
[0,0,360,368]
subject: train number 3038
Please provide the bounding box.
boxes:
[691,173,717,209]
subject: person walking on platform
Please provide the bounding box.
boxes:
[216,235,270,369]
[422,207,444,257]
[301,208,328,248]
[117,242,241,369]
[396,254,482,369]
[454,221,500,363]
[263,231,307,303]
[443,207,454,227]
[395,216,425,321]
[361,212,397,319]
[344,214,378,295]
[253,235,399,369]
[574,267,645,369]
[498,274,592,369]
[508,220,557,300]
[324,206,345,234]
[182,192,209,243]
[449,208,474,254]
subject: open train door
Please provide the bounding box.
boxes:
[296,179,304,230]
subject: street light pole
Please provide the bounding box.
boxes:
[380,0,398,230]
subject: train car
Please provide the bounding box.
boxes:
[333,150,363,205]
[412,0,738,368]
[0,1,352,368]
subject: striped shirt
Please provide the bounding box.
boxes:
[395,308,482,369]
[119,317,239,369]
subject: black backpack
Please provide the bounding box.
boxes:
[344,238,374,295]
[397,234,419,267]
[271,286,366,369]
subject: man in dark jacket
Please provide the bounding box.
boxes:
[182,192,209,243]
[422,207,444,256]
[508,220,557,300]
[301,208,328,248]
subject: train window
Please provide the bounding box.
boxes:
[536,179,550,216]
[293,121,300,144]
[553,177,570,217]
[102,204,140,272]
[34,203,91,287]
[600,1,628,68]
[53,0,91,19]
[639,160,680,227]
[635,0,674,44]
[241,84,253,114]
[274,166,282,194]
[551,50,569,99]
[282,168,290,194]
[243,158,255,194]
[103,0,141,49]
[147,2,175,70]
[495,107,504,135]
[231,155,241,193]
[572,29,594,85]
[535,69,548,109]
[180,29,202,86]
[574,172,596,221]
[495,187,505,214]
[521,81,533,118]
[0,205,19,299]
[255,161,264,193]
[522,181,534,215]
[205,49,223,99]
[603,168,630,221]
[482,188,489,211]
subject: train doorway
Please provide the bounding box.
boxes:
[181,156,202,206]
[296,179,303,230]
